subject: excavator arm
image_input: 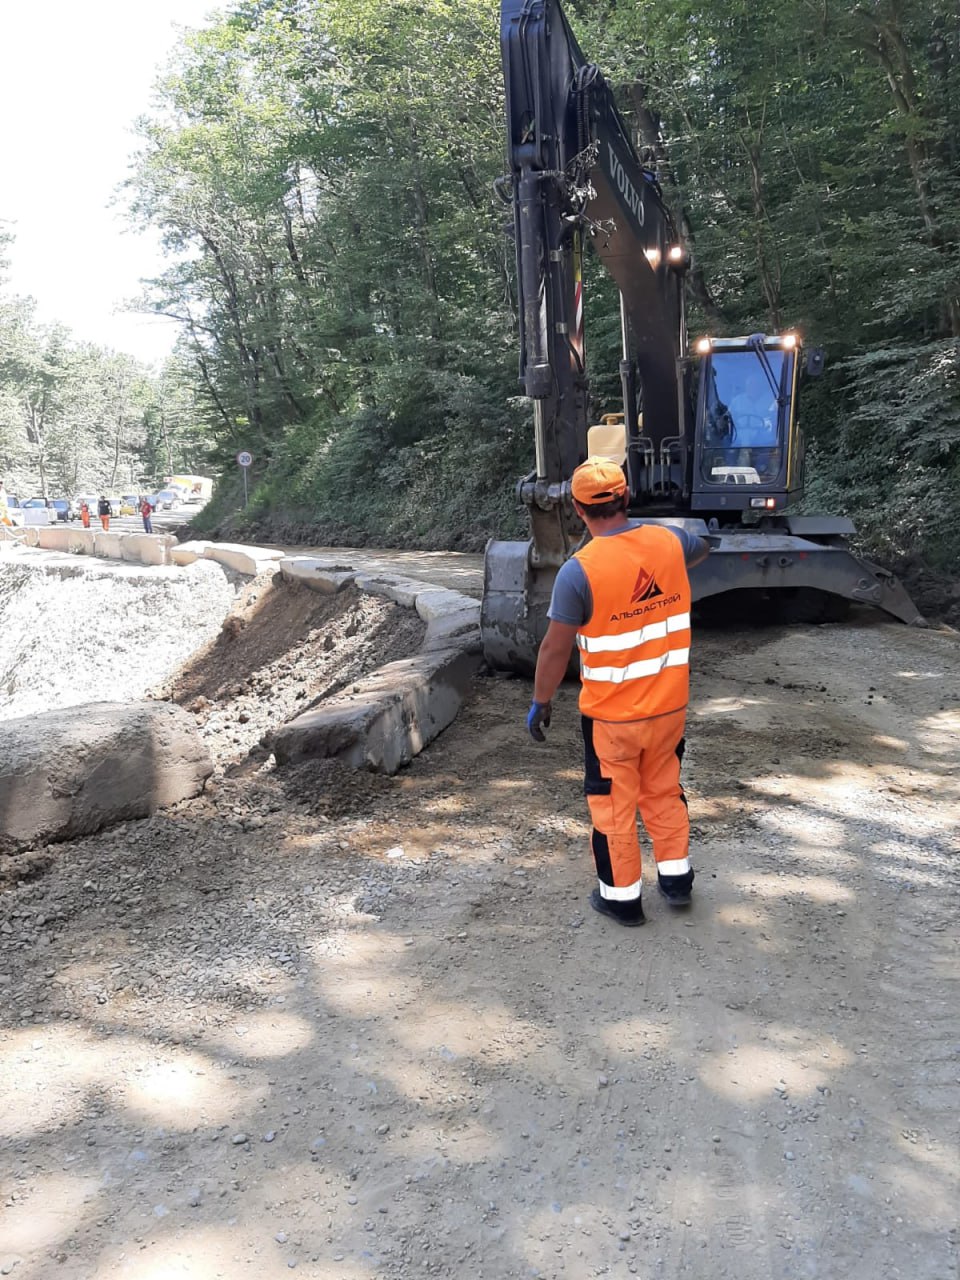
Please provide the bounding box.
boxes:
[500,0,688,513]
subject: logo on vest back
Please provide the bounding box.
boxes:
[631,568,663,603]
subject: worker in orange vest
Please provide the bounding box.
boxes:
[528,457,711,926]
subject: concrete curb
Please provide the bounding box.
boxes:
[269,554,482,774]
[279,555,357,594]
[270,645,481,773]
[3,524,178,566]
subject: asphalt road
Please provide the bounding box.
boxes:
[51,505,198,534]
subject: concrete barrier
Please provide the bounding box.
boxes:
[36,526,75,553]
[204,543,286,576]
[172,540,216,566]
[0,701,213,851]
[68,529,94,554]
[121,532,175,566]
[94,531,128,559]
[353,573,429,608]
[280,556,357,594]
[270,645,481,774]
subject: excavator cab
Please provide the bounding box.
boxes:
[690,334,803,520]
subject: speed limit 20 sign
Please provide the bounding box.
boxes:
[236,450,254,468]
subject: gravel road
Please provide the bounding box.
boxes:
[0,556,957,1279]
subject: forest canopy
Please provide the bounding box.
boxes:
[36,0,960,561]
[0,232,209,499]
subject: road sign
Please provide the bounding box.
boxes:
[236,450,254,468]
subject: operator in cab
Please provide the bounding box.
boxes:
[724,370,781,480]
[526,457,710,927]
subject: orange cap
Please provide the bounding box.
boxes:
[571,456,628,505]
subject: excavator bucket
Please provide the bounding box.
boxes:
[482,539,555,677]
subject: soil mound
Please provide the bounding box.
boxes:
[160,576,426,767]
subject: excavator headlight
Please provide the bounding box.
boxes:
[750,497,778,509]
[781,333,798,350]
[667,244,689,270]
[695,337,712,354]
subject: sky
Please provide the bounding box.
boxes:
[0,0,219,366]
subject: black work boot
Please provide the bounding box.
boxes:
[657,868,695,906]
[589,889,646,927]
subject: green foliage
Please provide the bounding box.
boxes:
[124,0,960,567]
[0,269,210,496]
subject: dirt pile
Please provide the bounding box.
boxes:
[159,577,426,769]
[894,556,960,628]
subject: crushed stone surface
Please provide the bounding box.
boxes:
[0,551,237,721]
[0,599,957,1279]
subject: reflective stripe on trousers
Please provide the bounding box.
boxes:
[582,709,691,905]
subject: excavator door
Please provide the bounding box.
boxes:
[691,334,803,521]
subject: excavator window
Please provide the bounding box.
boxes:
[701,351,786,485]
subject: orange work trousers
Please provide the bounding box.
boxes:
[582,708,692,909]
[100,515,110,531]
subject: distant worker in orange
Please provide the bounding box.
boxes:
[97,495,111,532]
[79,501,91,529]
[527,457,710,926]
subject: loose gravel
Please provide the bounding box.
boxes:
[0,551,237,721]
[0,553,957,1280]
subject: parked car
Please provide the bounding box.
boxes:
[48,499,74,522]
[20,498,57,525]
[120,495,140,515]
[155,489,180,510]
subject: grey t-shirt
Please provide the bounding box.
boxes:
[548,521,703,627]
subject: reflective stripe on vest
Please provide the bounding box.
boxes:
[581,646,690,684]
[574,523,692,721]
[577,611,691,654]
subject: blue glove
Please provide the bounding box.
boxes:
[526,700,552,743]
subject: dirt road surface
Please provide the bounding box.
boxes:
[1,562,958,1279]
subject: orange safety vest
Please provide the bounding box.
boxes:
[574,524,692,722]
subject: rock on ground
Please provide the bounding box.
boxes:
[0,700,212,852]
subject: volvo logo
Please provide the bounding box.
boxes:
[606,142,645,228]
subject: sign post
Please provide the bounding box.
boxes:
[236,450,253,506]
